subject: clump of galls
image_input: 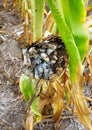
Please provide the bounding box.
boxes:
[22,35,68,80]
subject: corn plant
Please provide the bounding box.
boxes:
[47,0,92,129]
[5,0,92,129]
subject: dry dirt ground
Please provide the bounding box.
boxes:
[0,1,92,130]
[0,1,26,130]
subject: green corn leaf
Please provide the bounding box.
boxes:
[31,97,41,116]
[20,74,36,101]
[31,0,46,43]
[61,0,88,61]
[48,0,81,81]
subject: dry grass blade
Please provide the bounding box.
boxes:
[86,96,92,102]
[44,12,54,32]
[73,86,92,130]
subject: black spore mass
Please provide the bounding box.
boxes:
[24,35,68,80]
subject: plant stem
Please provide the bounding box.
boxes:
[31,0,46,43]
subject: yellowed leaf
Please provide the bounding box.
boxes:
[3,0,8,8]
[88,54,92,73]
[52,80,64,98]
[44,12,54,32]
[51,80,64,121]
[26,110,34,130]
[38,96,51,115]
[52,93,64,122]
[73,86,92,130]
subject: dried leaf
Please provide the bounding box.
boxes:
[3,0,8,8]
[26,110,34,130]
[86,4,92,14]
[38,97,51,115]
[52,80,64,98]
[38,82,52,116]
[52,94,64,122]
[51,80,64,121]
[44,12,54,32]
[88,53,92,72]
[65,80,72,104]
[73,86,92,130]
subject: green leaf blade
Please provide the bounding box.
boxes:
[31,97,41,116]
[20,74,36,101]
[48,0,81,81]
[61,0,89,61]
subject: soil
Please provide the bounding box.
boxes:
[0,1,92,130]
[0,1,26,130]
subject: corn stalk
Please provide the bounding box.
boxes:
[31,0,46,43]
